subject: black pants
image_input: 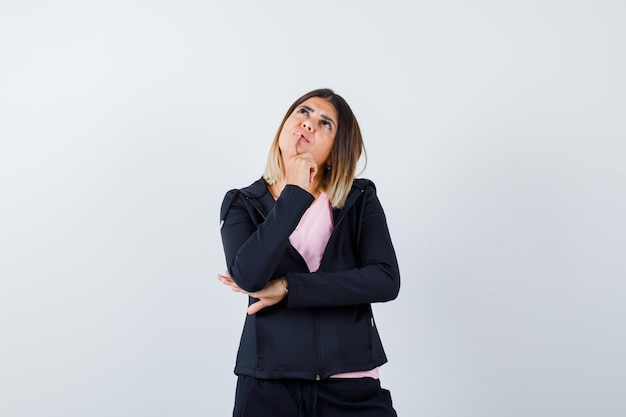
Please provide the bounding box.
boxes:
[233,375,397,417]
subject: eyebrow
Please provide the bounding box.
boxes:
[301,105,337,129]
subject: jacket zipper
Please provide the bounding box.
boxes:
[247,196,267,220]
[314,309,321,380]
[247,194,322,380]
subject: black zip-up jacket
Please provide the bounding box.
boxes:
[220,177,400,380]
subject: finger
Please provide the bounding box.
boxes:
[229,283,247,294]
[296,152,314,161]
[309,164,318,183]
[218,274,247,293]
[294,153,317,183]
[284,132,300,158]
[228,281,246,292]
[217,273,234,285]
[217,271,233,281]
[292,135,299,156]
[247,300,266,315]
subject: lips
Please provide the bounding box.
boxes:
[295,131,310,143]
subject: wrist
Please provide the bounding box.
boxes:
[281,277,288,294]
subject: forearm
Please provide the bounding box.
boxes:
[286,263,400,308]
[285,183,400,308]
[221,185,314,292]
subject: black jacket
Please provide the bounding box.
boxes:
[220,177,400,380]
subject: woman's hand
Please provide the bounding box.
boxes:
[283,137,317,193]
[217,271,288,315]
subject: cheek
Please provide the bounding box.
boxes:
[321,136,335,158]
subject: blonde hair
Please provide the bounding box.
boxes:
[264,89,366,208]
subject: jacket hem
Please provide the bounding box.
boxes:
[234,355,388,381]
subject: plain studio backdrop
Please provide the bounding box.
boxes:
[1,0,625,416]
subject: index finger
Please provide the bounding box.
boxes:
[284,132,299,158]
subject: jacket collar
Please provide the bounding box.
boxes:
[238,177,275,218]
[239,177,270,199]
[240,176,370,222]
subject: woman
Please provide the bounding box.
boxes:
[218,88,400,417]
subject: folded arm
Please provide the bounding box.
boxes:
[286,186,400,308]
[220,185,314,292]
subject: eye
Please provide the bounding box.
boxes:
[296,107,309,116]
[321,120,332,129]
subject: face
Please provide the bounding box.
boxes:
[278,96,338,169]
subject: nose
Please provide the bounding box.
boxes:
[301,120,313,132]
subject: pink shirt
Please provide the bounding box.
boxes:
[289,192,379,380]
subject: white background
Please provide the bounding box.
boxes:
[1,1,625,416]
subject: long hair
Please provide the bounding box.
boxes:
[263,88,366,208]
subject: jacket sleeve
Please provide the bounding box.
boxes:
[220,185,315,292]
[286,184,401,307]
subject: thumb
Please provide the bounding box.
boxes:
[247,300,265,315]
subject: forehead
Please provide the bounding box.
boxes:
[298,97,337,119]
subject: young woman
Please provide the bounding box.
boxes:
[218,88,400,417]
